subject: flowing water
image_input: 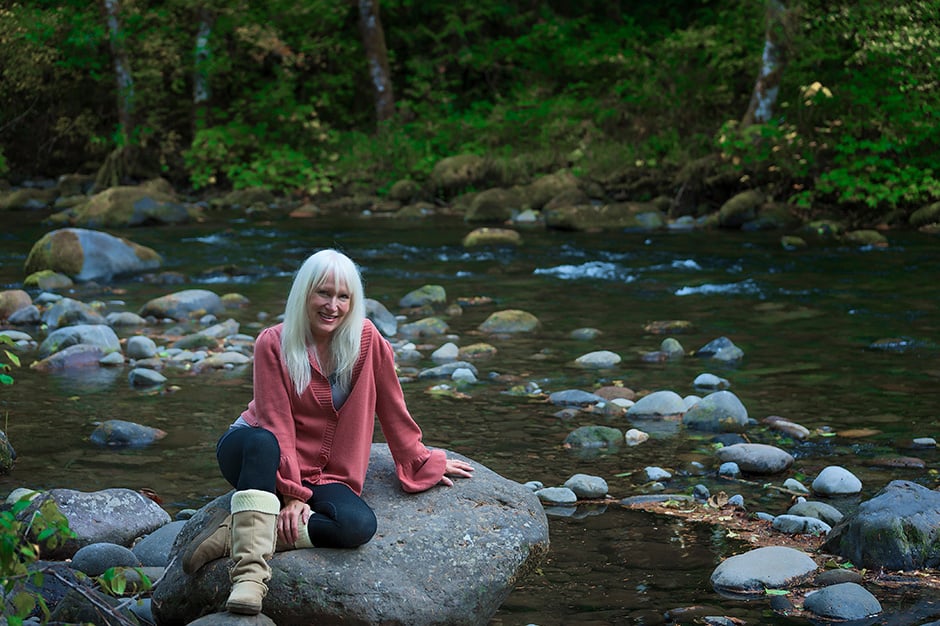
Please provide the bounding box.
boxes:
[2,210,940,624]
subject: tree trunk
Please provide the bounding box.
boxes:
[742,0,789,127]
[357,0,395,123]
[102,0,135,145]
[96,0,153,190]
[193,8,215,132]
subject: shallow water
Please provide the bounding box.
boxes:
[2,211,940,624]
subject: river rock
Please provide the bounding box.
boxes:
[822,480,940,570]
[693,373,729,389]
[129,367,167,387]
[0,289,31,320]
[802,582,882,621]
[787,500,843,526]
[18,488,171,560]
[682,390,749,432]
[430,154,487,195]
[399,284,447,309]
[462,227,522,247]
[543,201,664,231]
[548,389,605,407]
[457,342,497,360]
[536,486,578,505]
[37,323,121,359]
[771,514,832,535]
[478,309,540,334]
[70,542,142,576]
[8,304,41,324]
[417,361,478,379]
[40,297,106,328]
[24,227,163,282]
[812,466,862,495]
[66,184,191,227]
[89,419,167,448]
[564,425,623,448]
[465,188,523,223]
[106,311,148,326]
[574,350,621,368]
[126,335,158,359]
[132,520,186,567]
[366,298,397,337]
[399,316,449,339]
[563,474,608,498]
[715,443,794,475]
[693,336,744,363]
[431,342,459,363]
[710,546,817,595]
[139,289,223,321]
[626,390,686,419]
[153,444,549,626]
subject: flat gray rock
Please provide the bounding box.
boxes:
[710,546,817,594]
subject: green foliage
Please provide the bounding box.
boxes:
[0,495,76,625]
[1,335,20,386]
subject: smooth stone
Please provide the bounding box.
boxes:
[803,582,882,621]
[812,466,862,495]
[710,546,818,594]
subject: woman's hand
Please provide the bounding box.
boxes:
[278,497,311,546]
[439,458,474,487]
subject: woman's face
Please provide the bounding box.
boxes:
[307,273,351,341]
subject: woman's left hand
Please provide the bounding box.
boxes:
[439,458,474,487]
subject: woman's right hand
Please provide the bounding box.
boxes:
[278,497,311,546]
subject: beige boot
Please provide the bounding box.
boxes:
[276,518,314,552]
[181,507,231,574]
[225,489,280,615]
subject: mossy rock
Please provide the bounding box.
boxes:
[71,186,189,227]
[718,190,764,228]
[431,154,487,195]
[0,187,57,211]
[909,201,940,227]
[462,227,522,247]
[23,270,74,290]
[544,202,665,231]
[465,187,524,223]
[843,229,888,247]
[478,309,540,334]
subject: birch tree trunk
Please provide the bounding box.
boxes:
[742,0,789,127]
[102,0,135,145]
[193,7,215,131]
[357,0,395,123]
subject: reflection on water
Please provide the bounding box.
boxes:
[2,214,940,623]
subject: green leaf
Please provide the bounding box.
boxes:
[765,588,790,596]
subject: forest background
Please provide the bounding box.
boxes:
[0,0,938,228]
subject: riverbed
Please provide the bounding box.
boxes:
[2,210,939,624]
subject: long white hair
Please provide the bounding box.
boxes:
[281,249,365,396]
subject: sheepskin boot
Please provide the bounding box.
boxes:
[181,508,231,574]
[225,489,280,615]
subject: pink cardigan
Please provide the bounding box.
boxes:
[240,319,446,500]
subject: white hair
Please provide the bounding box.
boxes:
[281,249,365,396]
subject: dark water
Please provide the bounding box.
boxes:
[2,211,940,624]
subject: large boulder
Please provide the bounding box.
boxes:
[153,445,549,625]
[64,185,191,227]
[431,154,488,196]
[24,228,162,282]
[18,488,171,560]
[822,480,940,570]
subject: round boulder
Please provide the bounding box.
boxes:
[24,228,162,282]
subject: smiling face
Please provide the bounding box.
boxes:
[307,273,351,341]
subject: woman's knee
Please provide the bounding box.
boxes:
[339,509,377,548]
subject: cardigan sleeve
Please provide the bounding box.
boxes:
[249,327,313,503]
[371,329,447,493]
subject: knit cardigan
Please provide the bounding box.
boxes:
[239,319,446,501]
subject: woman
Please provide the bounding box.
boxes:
[182,249,474,615]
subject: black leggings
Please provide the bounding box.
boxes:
[216,426,377,548]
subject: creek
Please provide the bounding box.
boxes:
[2,210,939,624]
